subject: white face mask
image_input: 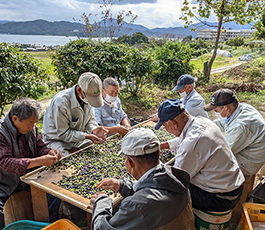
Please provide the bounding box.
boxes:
[215,106,228,120]
[179,91,187,98]
[105,93,117,104]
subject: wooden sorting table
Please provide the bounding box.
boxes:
[20,120,175,229]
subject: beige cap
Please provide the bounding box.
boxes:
[121,128,160,156]
[78,72,103,107]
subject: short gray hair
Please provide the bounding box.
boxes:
[102,77,119,89]
[10,97,42,121]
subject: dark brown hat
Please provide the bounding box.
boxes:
[204,88,237,111]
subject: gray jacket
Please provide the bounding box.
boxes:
[41,85,98,147]
[181,89,208,118]
[0,114,37,195]
[214,103,265,175]
[91,164,191,230]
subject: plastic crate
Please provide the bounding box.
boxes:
[41,219,81,230]
[3,220,50,230]
[240,202,265,230]
[248,178,265,204]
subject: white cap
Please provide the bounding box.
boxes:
[121,128,160,156]
[78,72,103,107]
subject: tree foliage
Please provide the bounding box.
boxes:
[254,9,265,39]
[225,37,245,47]
[0,43,47,116]
[51,39,155,94]
[189,39,214,57]
[115,32,149,45]
[153,41,194,87]
[180,0,263,82]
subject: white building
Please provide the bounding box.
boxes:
[198,28,256,41]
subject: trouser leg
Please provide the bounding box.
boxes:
[0,192,9,229]
[190,183,243,212]
[47,194,61,223]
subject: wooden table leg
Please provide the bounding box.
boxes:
[30,185,50,222]
[81,212,92,230]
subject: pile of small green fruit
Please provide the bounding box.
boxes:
[39,126,175,198]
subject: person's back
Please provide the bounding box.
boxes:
[91,128,194,230]
[175,116,244,194]
[116,164,193,230]
[155,99,244,212]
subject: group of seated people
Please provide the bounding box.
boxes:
[0,72,264,229]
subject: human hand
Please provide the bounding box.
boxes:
[150,113,159,122]
[42,154,60,167]
[86,133,106,144]
[92,126,108,140]
[97,178,120,192]
[116,126,129,137]
[48,149,62,161]
[90,193,107,203]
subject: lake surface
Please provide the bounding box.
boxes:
[0,34,110,46]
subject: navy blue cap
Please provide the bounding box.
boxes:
[172,74,194,92]
[155,99,185,130]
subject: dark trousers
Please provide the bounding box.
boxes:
[47,194,61,223]
[0,192,9,230]
[190,183,243,212]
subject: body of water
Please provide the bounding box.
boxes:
[0,34,111,46]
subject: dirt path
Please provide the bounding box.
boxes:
[211,63,243,74]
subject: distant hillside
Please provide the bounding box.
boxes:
[0,20,14,24]
[0,19,255,38]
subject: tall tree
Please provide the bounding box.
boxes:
[78,0,137,41]
[180,0,263,82]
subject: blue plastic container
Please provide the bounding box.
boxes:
[3,220,50,230]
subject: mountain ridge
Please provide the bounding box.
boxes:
[0,19,254,38]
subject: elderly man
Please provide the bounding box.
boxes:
[0,98,62,228]
[155,99,245,212]
[172,74,208,118]
[42,72,128,157]
[204,88,265,176]
[150,74,208,122]
[204,89,265,225]
[94,77,131,129]
[91,128,194,230]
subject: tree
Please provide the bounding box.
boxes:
[182,35,193,44]
[51,39,155,95]
[153,41,193,87]
[0,43,47,116]
[125,47,155,95]
[254,9,265,39]
[114,32,148,45]
[131,32,148,45]
[78,0,137,41]
[225,37,245,47]
[180,0,263,82]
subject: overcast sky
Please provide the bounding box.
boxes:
[0,0,203,29]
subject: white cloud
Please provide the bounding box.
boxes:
[0,0,214,28]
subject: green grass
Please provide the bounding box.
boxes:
[191,53,241,71]
[22,51,57,79]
